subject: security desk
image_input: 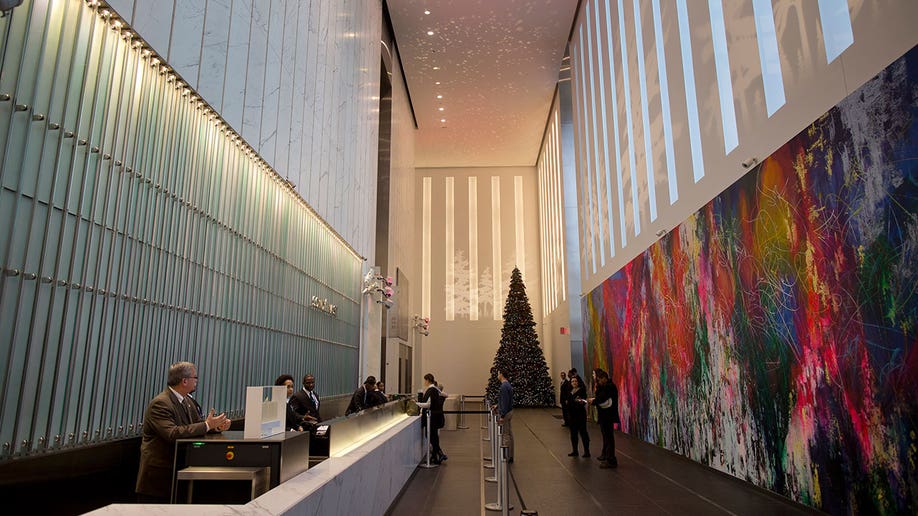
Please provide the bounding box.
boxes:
[172,430,309,503]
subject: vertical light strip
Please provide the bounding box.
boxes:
[617,0,642,236]
[651,0,679,204]
[818,0,854,63]
[708,0,739,154]
[538,161,547,315]
[514,176,525,288]
[752,0,786,116]
[632,0,658,222]
[445,177,455,321]
[676,0,705,182]
[592,0,616,259]
[603,0,628,248]
[468,177,479,321]
[579,26,598,274]
[422,181,432,319]
[571,35,590,279]
[545,126,557,310]
[586,3,607,267]
[551,119,561,309]
[554,110,566,302]
[491,177,502,320]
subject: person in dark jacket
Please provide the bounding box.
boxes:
[290,373,321,424]
[559,371,571,427]
[346,376,381,415]
[588,368,619,468]
[275,374,304,431]
[418,373,447,463]
[567,375,591,457]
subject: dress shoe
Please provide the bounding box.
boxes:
[568,451,578,457]
[597,455,606,461]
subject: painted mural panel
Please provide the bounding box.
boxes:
[583,46,918,514]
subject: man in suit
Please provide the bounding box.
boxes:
[290,373,321,424]
[345,376,381,415]
[136,362,231,502]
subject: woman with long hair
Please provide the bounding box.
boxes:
[567,375,590,457]
[418,373,447,463]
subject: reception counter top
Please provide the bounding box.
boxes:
[88,402,423,515]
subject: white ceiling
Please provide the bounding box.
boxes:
[386,0,579,168]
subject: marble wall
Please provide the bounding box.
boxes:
[106,0,383,259]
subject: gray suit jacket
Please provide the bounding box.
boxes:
[135,388,211,497]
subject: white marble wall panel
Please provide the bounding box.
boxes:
[197,0,231,108]
[274,0,300,177]
[221,0,252,132]
[116,0,385,259]
[168,0,206,89]
[258,0,285,165]
[241,0,269,145]
[106,0,132,21]
[131,0,174,56]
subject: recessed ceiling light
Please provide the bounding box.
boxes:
[427,30,434,36]
[435,81,441,85]
[440,118,446,123]
[438,107,444,111]
[433,66,440,70]
[436,95,443,99]
[424,10,431,15]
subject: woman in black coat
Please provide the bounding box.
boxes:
[418,373,447,463]
[567,375,590,457]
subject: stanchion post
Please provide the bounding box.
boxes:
[500,442,510,516]
[458,394,468,429]
[484,408,495,470]
[418,407,438,469]
[485,420,513,512]
[482,401,491,442]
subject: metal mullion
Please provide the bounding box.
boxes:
[109,62,141,426]
[0,0,38,183]
[49,4,105,448]
[118,55,156,415]
[148,78,176,323]
[0,0,61,457]
[194,120,218,322]
[162,90,190,318]
[204,130,227,320]
[72,16,123,443]
[33,0,98,452]
[179,110,204,321]
[67,11,119,444]
[95,33,145,438]
[29,0,90,450]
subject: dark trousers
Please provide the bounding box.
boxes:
[427,412,445,459]
[599,418,616,460]
[569,421,589,452]
[561,402,570,425]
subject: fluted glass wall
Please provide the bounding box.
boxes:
[0,0,361,461]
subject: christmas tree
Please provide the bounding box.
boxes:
[486,267,555,406]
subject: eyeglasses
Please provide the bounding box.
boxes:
[185,376,198,380]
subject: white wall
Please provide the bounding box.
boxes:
[416,167,542,396]
[106,0,383,259]
[570,0,918,293]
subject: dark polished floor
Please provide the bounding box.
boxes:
[387,407,821,516]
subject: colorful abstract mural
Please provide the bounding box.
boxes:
[583,47,918,514]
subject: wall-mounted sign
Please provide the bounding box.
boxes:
[311,296,338,317]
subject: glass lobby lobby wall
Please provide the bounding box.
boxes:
[0,0,362,461]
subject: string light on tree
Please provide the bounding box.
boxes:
[486,267,554,406]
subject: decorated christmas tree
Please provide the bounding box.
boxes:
[486,267,555,406]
